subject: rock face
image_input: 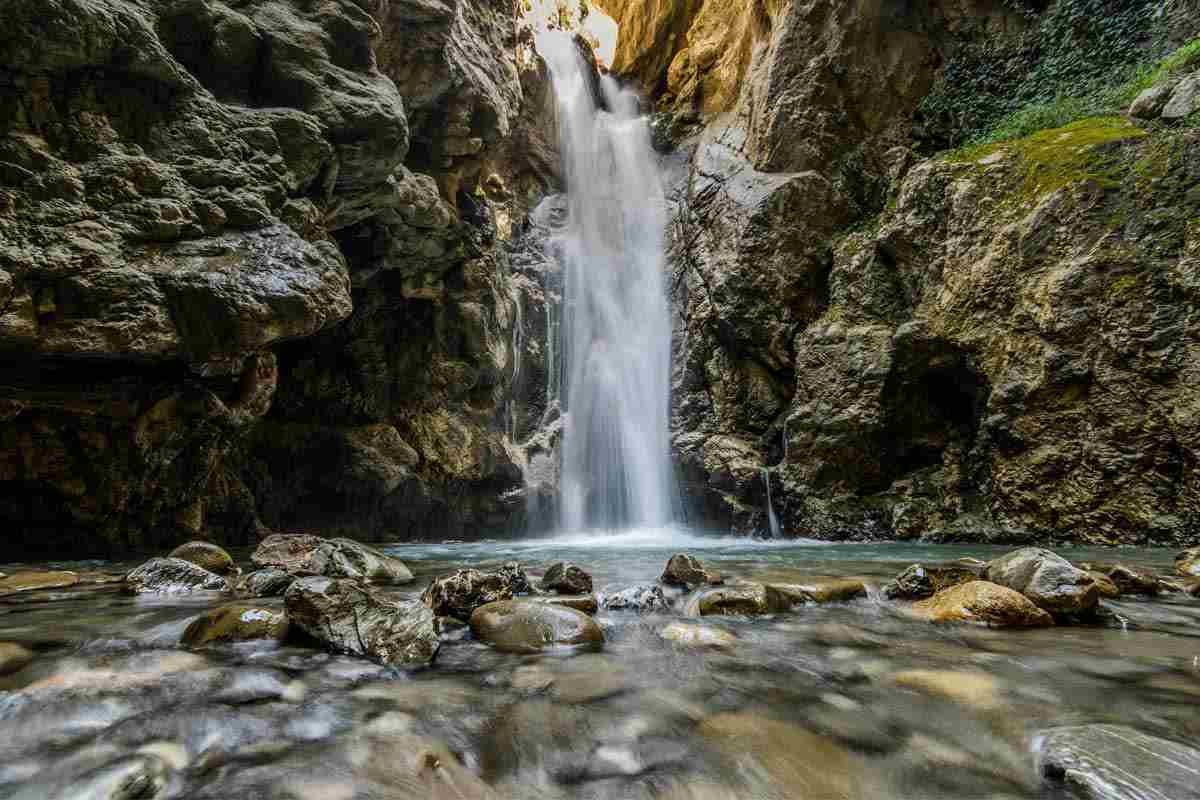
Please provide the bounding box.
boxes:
[982,548,1100,616]
[421,566,528,621]
[169,541,235,575]
[284,577,439,666]
[1038,725,1200,800]
[181,604,289,646]
[125,558,228,594]
[251,534,413,583]
[910,581,1054,628]
[468,600,604,653]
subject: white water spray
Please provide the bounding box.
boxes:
[762,467,781,538]
[537,31,676,531]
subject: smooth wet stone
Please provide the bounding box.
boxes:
[683,583,789,617]
[1078,562,1160,595]
[237,568,296,598]
[285,577,438,666]
[1038,724,1200,800]
[890,670,1003,711]
[659,622,737,649]
[0,642,33,676]
[602,583,669,611]
[883,562,981,600]
[468,600,604,654]
[983,548,1100,616]
[661,553,721,588]
[770,578,868,605]
[1176,547,1200,578]
[527,594,599,614]
[539,561,593,594]
[125,558,228,594]
[168,541,235,575]
[0,571,80,596]
[421,566,526,621]
[181,604,289,646]
[910,581,1054,628]
[252,534,413,583]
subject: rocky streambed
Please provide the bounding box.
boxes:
[2,532,1199,799]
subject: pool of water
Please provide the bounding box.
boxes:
[2,529,1197,799]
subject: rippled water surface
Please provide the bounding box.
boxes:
[3,529,1198,799]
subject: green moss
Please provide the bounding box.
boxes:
[1107,274,1138,302]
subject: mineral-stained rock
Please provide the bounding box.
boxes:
[181,604,289,646]
[602,584,670,612]
[661,553,721,588]
[1177,548,1200,578]
[539,562,593,595]
[682,583,791,617]
[251,534,413,583]
[983,548,1100,616]
[421,567,528,621]
[468,600,604,654]
[125,558,228,594]
[0,642,33,676]
[169,542,236,576]
[910,581,1054,628]
[883,562,982,600]
[1038,724,1200,800]
[659,622,737,649]
[0,571,80,596]
[237,568,296,598]
[284,577,439,666]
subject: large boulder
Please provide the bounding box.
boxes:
[251,534,413,583]
[421,565,530,621]
[125,558,228,594]
[1176,547,1200,577]
[284,577,439,666]
[910,581,1054,628]
[181,604,289,646]
[168,541,235,575]
[1038,724,1200,800]
[539,562,593,595]
[682,583,790,617]
[983,548,1100,616]
[468,600,604,654]
[661,553,722,588]
[883,562,981,600]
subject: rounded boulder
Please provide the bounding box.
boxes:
[468,600,604,654]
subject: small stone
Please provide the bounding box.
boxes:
[169,541,236,575]
[983,548,1100,616]
[910,581,1054,628]
[661,553,721,588]
[125,558,228,594]
[238,568,296,598]
[539,562,593,594]
[0,571,79,596]
[603,583,669,612]
[0,642,34,676]
[468,600,604,654]
[181,604,290,646]
[659,622,737,649]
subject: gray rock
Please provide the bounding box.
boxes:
[602,583,669,612]
[251,534,413,583]
[284,577,439,666]
[982,548,1100,616]
[1038,724,1200,800]
[1162,72,1200,120]
[421,566,528,621]
[237,568,296,598]
[125,558,228,594]
[1129,80,1180,119]
[539,562,593,594]
[883,562,981,600]
[468,600,604,654]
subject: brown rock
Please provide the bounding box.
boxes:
[683,583,790,616]
[181,604,289,646]
[910,581,1054,628]
[1079,562,1160,596]
[891,669,1003,711]
[539,562,593,595]
[420,568,523,621]
[882,562,981,600]
[0,642,34,676]
[468,600,604,654]
[661,553,721,588]
[169,541,235,575]
[983,548,1100,616]
[0,571,79,595]
[252,534,413,583]
[770,578,869,605]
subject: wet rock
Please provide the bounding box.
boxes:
[1086,572,1122,599]
[284,577,438,666]
[237,568,295,598]
[682,583,790,617]
[910,581,1054,628]
[883,562,981,600]
[0,571,79,596]
[420,565,529,621]
[659,622,737,649]
[1176,547,1200,577]
[1162,72,1200,121]
[0,642,33,676]
[527,594,599,614]
[468,600,604,654]
[251,534,413,583]
[168,541,235,575]
[661,553,722,588]
[890,670,1003,712]
[983,548,1100,616]
[1038,724,1200,800]
[539,562,593,595]
[12,753,172,800]
[602,583,669,612]
[1078,562,1160,596]
[124,558,228,594]
[771,578,869,605]
[181,604,289,646]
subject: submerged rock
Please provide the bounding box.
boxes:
[539,562,593,595]
[251,534,413,583]
[125,558,228,594]
[168,541,236,575]
[1038,724,1200,800]
[683,583,790,617]
[0,571,80,596]
[284,577,438,666]
[983,548,1100,616]
[181,605,289,646]
[602,583,669,612]
[526,594,599,614]
[659,622,737,649]
[890,670,1003,712]
[237,568,296,598]
[883,562,981,600]
[0,642,33,676]
[910,581,1054,628]
[770,578,869,605]
[421,567,526,621]
[1176,547,1200,578]
[468,600,604,654]
[661,554,722,588]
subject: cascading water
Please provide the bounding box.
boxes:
[536,31,676,531]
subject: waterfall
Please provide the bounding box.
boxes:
[762,468,781,538]
[537,31,676,531]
